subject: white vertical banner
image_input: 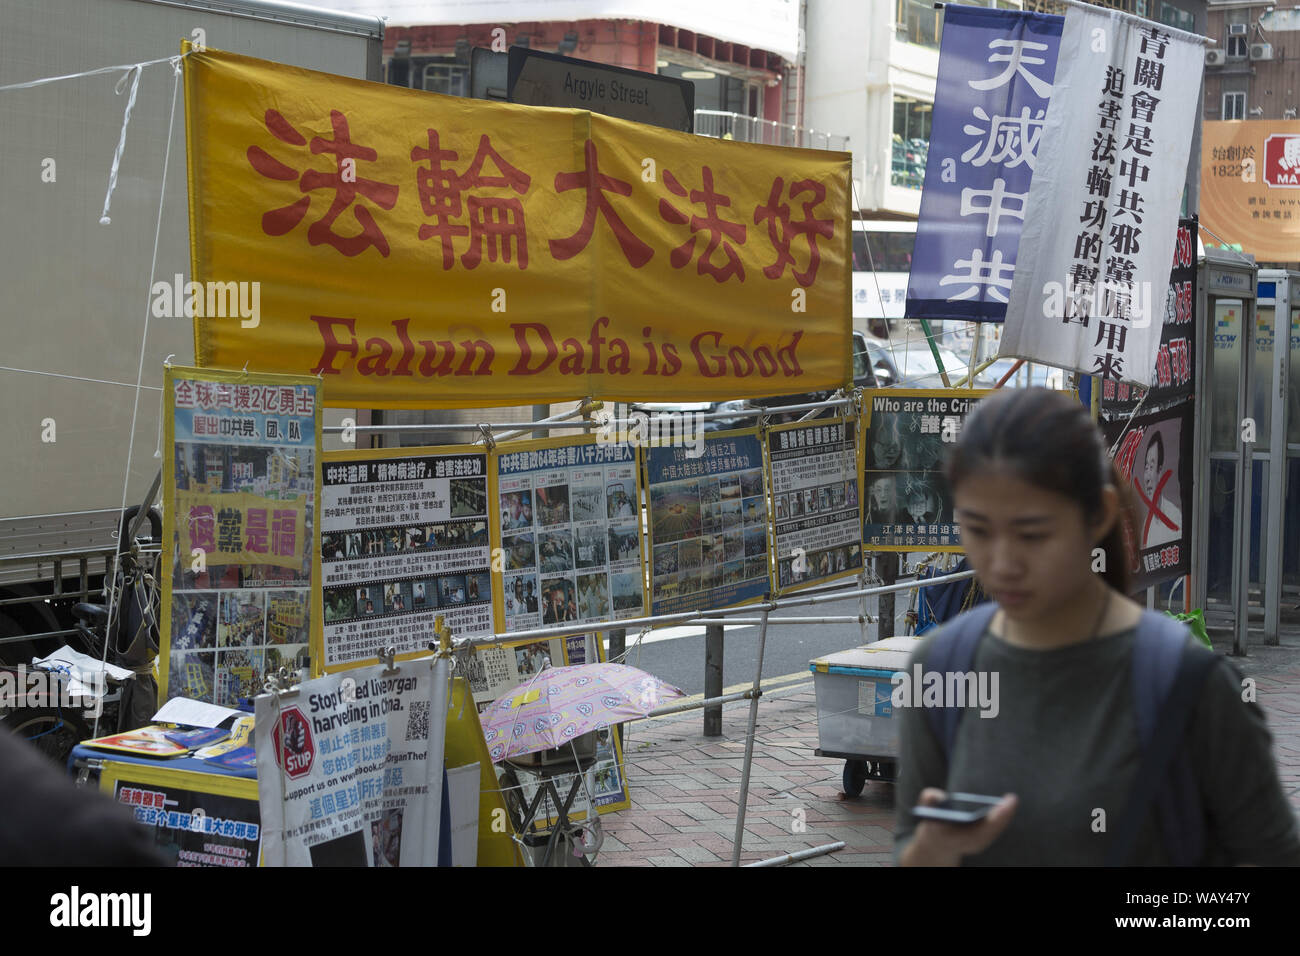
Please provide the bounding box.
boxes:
[1001,8,1204,386]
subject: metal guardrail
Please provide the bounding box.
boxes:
[694,110,850,152]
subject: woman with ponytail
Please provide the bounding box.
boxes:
[894,388,1299,866]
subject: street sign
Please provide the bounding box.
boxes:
[506,47,694,133]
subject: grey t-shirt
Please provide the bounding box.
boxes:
[894,622,1300,866]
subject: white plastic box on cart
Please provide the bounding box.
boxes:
[808,637,921,796]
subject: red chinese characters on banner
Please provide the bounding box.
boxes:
[659,166,746,282]
[248,109,399,257]
[246,113,841,287]
[753,177,835,286]
[1112,427,1144,483]
[550,139,654,268]
[412,131,531,269]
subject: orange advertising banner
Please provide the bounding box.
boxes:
[183,48,852,408]
[1202,120,1300,262]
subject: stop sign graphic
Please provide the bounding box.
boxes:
[272,706,315,779]
[1263,134,1300,188]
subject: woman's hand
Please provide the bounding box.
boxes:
[900,788,1019,866]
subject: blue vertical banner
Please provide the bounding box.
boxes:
[907,5,1063,323]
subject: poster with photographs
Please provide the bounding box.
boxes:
[160,367,321,705]
[320,447,492,670]
[860,389,991,552]
[461,632,632,818]
[1102,400,1193,592]
[646,429,769,614]
[491,438,645,634]
[769,418,862,593]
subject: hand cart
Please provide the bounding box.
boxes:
[808,637,922,796]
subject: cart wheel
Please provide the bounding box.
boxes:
[842,759,868,797]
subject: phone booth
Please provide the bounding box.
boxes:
[1192,250,1258,654]
[1254,271,1300,645]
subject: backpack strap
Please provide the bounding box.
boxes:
[923,603,999,764]
[1107,611,1218,867]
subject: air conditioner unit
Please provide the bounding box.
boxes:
[1206,48,1227,66]
[1250,42,1274,61]
[1229,23,1248,35]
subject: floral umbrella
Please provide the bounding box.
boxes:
[481,663,685,763]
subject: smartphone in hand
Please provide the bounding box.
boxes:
[911,792,1005,825]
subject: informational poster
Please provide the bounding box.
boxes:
[100,762,262,868]
[160,367,321,705]
[1097,217,1197,417]
[491,437,646,635]
[646,429,770,614]
[320,447,492,671]
[768,418,862,593]
[255,663,440,867]
[861,389,991,551]
[1103,399,1193,591]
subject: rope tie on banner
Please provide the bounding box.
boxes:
[477,423,497,451]
[99,65,143,226]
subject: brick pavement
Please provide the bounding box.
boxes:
[591,630,1300,867]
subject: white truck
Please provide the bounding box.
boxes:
[0,0,381,656]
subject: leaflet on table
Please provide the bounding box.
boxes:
[255,662,439,867]
[491,436,646,636]
[646,429,770,615]
[159,367,322,707]
[84,726,190,758]
[768,418,862,594]
[320,447,492,671]
[196,713,254,760]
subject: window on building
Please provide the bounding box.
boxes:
[1223,91,1246,120]
[421,59,469,97]
[892,98,932,189]
[1158,3,1194,32]
[1227,35,1248,58]
[896,0,943,48]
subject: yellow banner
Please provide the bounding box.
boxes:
[184,48,851,408]
[1202,120,1300,261]
[174,490,306,568]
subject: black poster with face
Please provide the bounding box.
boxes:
[1099,217,1197,418]
[1102,399,1193,592]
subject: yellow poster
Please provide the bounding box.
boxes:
[489,434,647,635]
[1202,120,1300,262]
[160,365,323,706]
[767,417,863,594]
[183,47,851,407]
[319,445,493,672]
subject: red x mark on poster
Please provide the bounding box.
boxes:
[1134,468,1177,547]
